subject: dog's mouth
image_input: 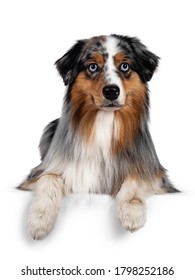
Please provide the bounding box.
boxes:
[101,103,123,111]
[92,97,124,111]
[99,100,124,111]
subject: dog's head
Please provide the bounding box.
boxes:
[55,35,159,111]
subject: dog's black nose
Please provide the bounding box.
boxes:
[102,85,120,101]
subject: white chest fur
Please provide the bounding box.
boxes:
[62,111,115,194]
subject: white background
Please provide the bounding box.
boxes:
[0,0,195,279]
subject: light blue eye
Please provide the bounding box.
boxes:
[88,63,98,73]
[120,63,130,72]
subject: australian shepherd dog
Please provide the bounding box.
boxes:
[18,34,179,240]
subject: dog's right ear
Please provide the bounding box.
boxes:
[55,40,85,86]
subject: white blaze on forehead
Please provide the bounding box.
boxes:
[103,36,119,83]
[103,36,125,103]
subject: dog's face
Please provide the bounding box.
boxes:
[55,35,159,111]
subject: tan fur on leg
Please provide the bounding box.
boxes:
[28,174,64,240]
[116,179,146,232]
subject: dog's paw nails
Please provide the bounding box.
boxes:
[118,200,146,232]
[28,213,54,240]
[28,223,50,240]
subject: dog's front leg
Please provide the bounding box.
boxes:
[116,178,146,232]
[28,174,64,240]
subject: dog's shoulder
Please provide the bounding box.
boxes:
[39,118,60,160]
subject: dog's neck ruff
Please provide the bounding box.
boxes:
[94,111,115,155]
[61,111,116,194]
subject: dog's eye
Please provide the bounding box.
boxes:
[88,63,98,73]
[119,63,130,72]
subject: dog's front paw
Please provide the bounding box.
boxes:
[28,209,56,240]
[117,199,146,232]
[27,174,64,240]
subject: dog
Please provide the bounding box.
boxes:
[18,34,179,240]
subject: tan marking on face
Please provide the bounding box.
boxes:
[114,52,132,79]
[71,54,111,109]
[87,52,104,65]
[113,71,147,153]
[114,52,130,66]
[70,71,102,142]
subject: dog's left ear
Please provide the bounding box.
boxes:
[55,40,86,85]
[113,35,159,82]
[130,37,160,82]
